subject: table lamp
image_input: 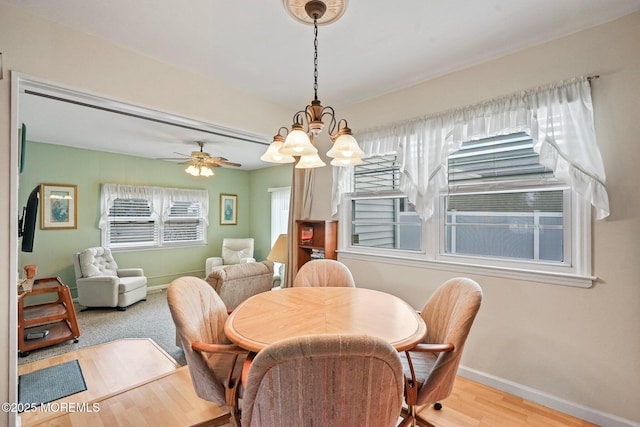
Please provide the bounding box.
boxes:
[267,234,288,287]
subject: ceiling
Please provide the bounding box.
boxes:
[11,0,640,170]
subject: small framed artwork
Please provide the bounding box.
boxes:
[40,183,78,230]
[220,193,238,225]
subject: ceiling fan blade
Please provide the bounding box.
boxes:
[216,160,242,168]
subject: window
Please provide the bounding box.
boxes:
[341,133,592,286]
[443,133,568,264]
[100,184,208,250]
[107,198,158,247]
[351,156,422,251]
[269,187,291,247]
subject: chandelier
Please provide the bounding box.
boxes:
[261,0,364,168]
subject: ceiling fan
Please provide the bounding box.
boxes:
[159,141,241,177]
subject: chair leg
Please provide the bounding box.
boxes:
[398,405,438,427]
[188,411,232,427]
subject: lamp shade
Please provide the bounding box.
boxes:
[295,152,326,169]
[279,126,317,156]
[260,140,295,163]
[326,133,365,159]
[267,234,288,264]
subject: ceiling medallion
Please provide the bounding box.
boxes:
[283,0,348,25]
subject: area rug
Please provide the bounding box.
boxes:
[18,360,87,410]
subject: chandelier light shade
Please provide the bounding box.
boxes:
[262,0,363,169]
[260,128,295,163]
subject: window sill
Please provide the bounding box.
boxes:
[337,250,595,288]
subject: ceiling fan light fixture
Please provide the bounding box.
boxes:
[262,0,363,169]
[185,163,214,177]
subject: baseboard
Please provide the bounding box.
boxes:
[458,366,640,427]
[71,284,170,303]
[147,284,170,293]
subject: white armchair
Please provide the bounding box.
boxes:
[205,238,255,277]
[73,247,147,311]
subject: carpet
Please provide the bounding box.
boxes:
[17,290,186,366]
[18,360,87,410]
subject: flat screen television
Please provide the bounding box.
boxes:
[19,185,40,253]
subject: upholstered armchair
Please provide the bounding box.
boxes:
[73,246,147,311]
[205,238,256,277]
[205,260,274,310]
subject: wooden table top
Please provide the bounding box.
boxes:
[224,287,426,352]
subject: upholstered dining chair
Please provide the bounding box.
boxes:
[241,334,404,427]
[292,259,356,287]
[167,276,248,427]
[398,277,483,427]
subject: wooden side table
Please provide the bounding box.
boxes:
[18,276,80,357]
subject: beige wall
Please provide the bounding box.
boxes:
[0,3,290,426]
[311,12,640,425]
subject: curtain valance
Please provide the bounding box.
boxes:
[333,77,609,220]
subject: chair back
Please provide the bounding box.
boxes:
[167,276,239,405]
[241,334,404,427]
[206,260,274,309]
[221,238,255,265]
[417,277,482,404]
[73,247,119,279]
[293,259,356,287]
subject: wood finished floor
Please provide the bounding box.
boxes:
[19,339,598,427]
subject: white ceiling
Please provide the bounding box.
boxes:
[11,0,640,170]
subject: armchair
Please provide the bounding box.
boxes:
[73,247,147,311]
[205,238,255,277]
[205,260,274,310]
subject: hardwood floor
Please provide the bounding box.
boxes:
[411,376,598,427]
[18,339,229,427]
[18,339,597,427]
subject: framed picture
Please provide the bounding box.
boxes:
[220,193,238,225]
[40,183,77,230]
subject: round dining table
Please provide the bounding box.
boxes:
[224,286,426,353]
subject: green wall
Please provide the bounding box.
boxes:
[18,141,290,295]
[248,164,293,260]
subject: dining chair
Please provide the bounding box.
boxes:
[398,277,483,427]
[241,334,404,427]
[292,259,356,287]
[167,276,248,427]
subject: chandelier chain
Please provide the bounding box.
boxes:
[313,17,319,101]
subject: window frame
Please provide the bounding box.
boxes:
[101,185,208,251]
[339,160,594,288]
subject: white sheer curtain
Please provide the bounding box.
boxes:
[332,76,609,220]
